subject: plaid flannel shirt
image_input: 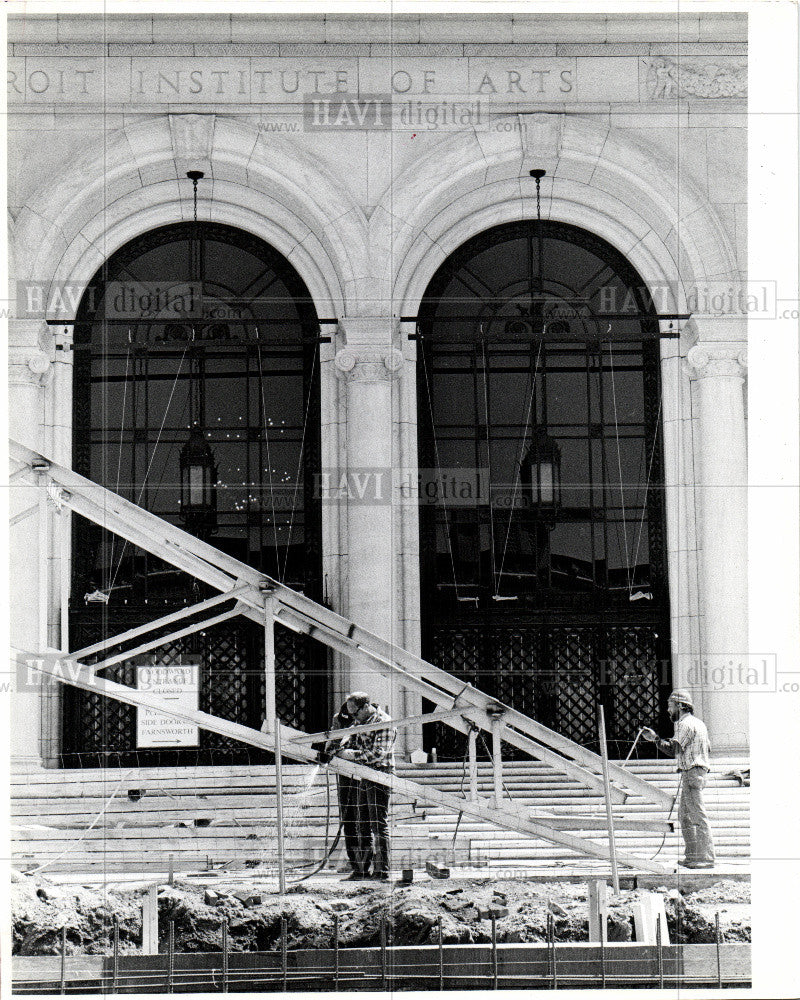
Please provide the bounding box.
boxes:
[345,706,396,771]
[673,713,711,771]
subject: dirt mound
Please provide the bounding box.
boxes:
[11,872,751,955]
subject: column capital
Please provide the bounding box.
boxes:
[334,346,405,382]
[8,347,54,387]
[686,343,747,380]
[336,316,404,381]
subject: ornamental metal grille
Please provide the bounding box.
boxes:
[65,223,326,766]
[418,221,672,759]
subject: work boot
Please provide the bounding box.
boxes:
[343,871,369,881]
[684,861,715,869]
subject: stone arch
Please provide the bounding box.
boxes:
[13,114,368,321]
[377,115,738,319]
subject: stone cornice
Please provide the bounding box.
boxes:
[7,13,747,47]
[9,41,749,59]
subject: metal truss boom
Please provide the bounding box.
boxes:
[9,439,675,874]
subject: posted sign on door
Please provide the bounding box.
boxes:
[136,662,200,748]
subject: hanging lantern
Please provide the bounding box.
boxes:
[520,427,561,513]
[179,425,217,532]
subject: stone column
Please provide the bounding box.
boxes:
[8,319,54,765]
[334,318,404,715]
[686,340,748,752]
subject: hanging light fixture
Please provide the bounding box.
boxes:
[178,170,218,535]
[180,424,218,531]
[518,169,562,521]
[520,426,561,516]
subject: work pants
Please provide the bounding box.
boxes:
[678,766,715,863]
[359,777,391,876]
[337,775,363,872]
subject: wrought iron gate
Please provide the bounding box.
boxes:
[424,614,670,760]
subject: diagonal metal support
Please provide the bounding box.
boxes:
[89,607,242,674]
[71,586,252,661]
[16,649,673,875]
[9,439,672,810]
[288,708,472,744]
[10,504,38,526]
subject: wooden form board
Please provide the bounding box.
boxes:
[12,943,752,989]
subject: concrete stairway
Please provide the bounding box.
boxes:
[10,756,749,877]
[397,756,750,869]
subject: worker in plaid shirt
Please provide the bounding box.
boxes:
[335,692,396,881]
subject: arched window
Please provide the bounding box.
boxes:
[418,221,670,754]
[66,223,325,766]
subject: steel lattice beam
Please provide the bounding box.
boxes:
[9,439,672,812]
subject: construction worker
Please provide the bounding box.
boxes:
[335,692,396,881]
[316,699,363,878]
[642,689,716,869]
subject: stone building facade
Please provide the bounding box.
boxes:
[7,11,749,765]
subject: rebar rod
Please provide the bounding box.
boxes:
[112,917,119,994]
[491,913,498,989]
[222,919,229,993]
[167,921,175,993]
[280,917,288,991]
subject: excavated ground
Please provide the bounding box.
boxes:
[11,870,750,956]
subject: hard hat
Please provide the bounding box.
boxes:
[668,688,693,709]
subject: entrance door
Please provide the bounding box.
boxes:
[417,221,671,758]
[64,222,326,767]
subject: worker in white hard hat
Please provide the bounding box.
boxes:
[642,689,715,869]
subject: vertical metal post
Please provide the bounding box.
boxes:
[59,925,67,995]
[491,719,503,809]
[333,914,340,988]
[59,500,70,651]
[112,916,120,994]
[280,917,288,991]
[490,913,498,990]
[551,913,557,990]
[547,912,555,989]
[656,912,664,988]
[264,592,286,894]
[468,727,479,802]
[167,920,175,993]
[37,468,50,651]
[598,705,620,893]
[438,915,444,990]
[222,919,229,993]
[715,911,722,987]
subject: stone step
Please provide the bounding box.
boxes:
[11,757,750,874]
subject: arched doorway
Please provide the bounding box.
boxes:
[417,220,671,757]
[64,222,326,766]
